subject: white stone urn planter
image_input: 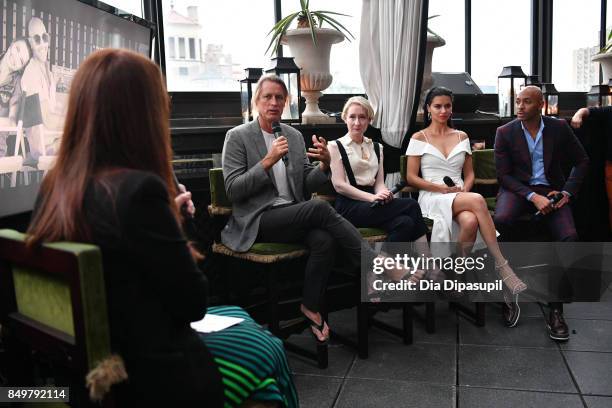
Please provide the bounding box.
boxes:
[422,34,446,95]
[592,52,612,83]
[282,28,344,124]
[417,33,446,119]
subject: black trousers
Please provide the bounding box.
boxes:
[335,194,428,242]
[257,199,368,312]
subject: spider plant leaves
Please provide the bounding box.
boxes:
[266,3,353,56]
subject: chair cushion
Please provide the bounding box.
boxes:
[473,149,496,180]
[358,227,386,238]
[212,242,308,264]
[400,155,408,179]
[250,242,308,255]
[209,168,231,207]
[358,227,387,243]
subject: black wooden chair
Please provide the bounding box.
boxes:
[208,168,413,362]
[400,154,486,328]
[310,175,416,357]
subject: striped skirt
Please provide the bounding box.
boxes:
[200,305,299,408]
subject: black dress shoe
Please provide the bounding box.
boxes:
[547,309,569,341]
[502,292,520,328]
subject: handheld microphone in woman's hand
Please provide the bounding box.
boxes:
[534,192,565,219]
[173,172,194,220]
[443,176,455,187]
[173,172,199,240]
[370,181,408,208]
[271,121,289,166]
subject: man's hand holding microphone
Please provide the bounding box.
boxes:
[262,122,289,170]
[531,191,569,218]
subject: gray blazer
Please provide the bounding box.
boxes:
[221,120,329,252]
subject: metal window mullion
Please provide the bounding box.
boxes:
[465,0,471,74]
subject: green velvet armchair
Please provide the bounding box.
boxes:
[472,149,498,213]
[0,229,125,407]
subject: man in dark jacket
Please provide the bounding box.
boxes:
[494,86,589,341]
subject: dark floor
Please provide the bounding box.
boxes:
[287,294,612,408]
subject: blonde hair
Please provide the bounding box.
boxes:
[341,96,374,121]
[251,74,288,117]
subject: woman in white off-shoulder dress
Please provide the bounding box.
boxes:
[406,87,527,299]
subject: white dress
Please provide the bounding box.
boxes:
[406,132,495,249]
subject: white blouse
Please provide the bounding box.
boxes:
[336,134,379,186]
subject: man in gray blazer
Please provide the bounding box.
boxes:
[222,74,368,343]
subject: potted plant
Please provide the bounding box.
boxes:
[419,15,446,116]
[266,0,354,124]
[423,15,446,90]
[592,30,612,84]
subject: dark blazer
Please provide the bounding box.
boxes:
[494,116,589,199]
[221,120,329,252]
[81,170,223,406]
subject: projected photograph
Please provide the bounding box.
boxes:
[0,0,151,217]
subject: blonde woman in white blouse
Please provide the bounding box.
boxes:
[328,96,429,284]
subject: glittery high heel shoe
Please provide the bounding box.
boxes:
[495,259,527,295]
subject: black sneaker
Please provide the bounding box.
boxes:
[547,309,569,341]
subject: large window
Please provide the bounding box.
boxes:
[552,0,600,91]
[162,0,274,91]
[158,1,610,97]
[188,38,196,59]
[178,38,186,59]
[281,0,363,94]
[608,0,612,59]
[168,37,176,59]
[609,0,611,36]
[471,0,531,93]
[428,0,465,73]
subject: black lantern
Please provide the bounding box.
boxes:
[524,75,542,88]
[587,84,612,108]
[265,57,301,123]
[541,83,559,116]
[498,66,527,117]
[239,68,263,123]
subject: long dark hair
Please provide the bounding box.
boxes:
[423,86,454,128]
[27,48,177,246]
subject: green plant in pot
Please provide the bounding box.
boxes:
[265,0,354,124]
[265,0,354,55]
[427,14,443,41]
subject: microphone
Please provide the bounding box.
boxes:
[370,181,408,208]
[271,121,288,166]
[443,176,455,187]
[172,172,194,220]
[534,193,565,218]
